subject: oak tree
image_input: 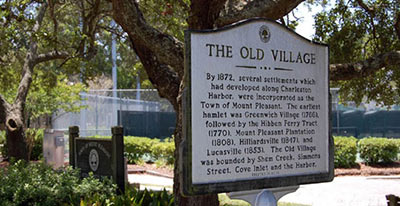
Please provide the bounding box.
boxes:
[110,0,310,205]
[0,0,109,160]
[110,0,400,205]
[314,0,400,106]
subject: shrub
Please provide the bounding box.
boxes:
[358,137,399,165]
[89,135,162,164]
[151,139,175,165]
[0,160,174,206]
[102,188,174,206]
[124,136,160,163]
[0,160,116,206]
[334,136,358,168]
[393,139,400,150]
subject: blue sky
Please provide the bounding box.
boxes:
[295,2,326,39]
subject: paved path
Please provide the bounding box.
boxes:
[128,174,400,206]
[280,176,400,206]
[128,173,173,191]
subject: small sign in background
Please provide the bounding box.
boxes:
[69,126,125,193]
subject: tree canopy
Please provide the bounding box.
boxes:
[0,0,150,129]
[0,0,119,160]
[110,0,400,205]
[313,0,400,106]
[1,0,400,205]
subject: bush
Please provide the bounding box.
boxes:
[151,139,175,165]
[334,136,358,168]
[0,160,116,206]
[89,135,164,164]
[103,188,174,206]
[393,139,400,150]
[0,160,175,206]
[358,137,399,165]
[124,136,160,163]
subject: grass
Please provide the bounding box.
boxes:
[218,193,310,206]
[278,202,310,206]
[219,194,250,206]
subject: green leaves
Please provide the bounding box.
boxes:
[334,136,400,167]
[110,188,174,206]
[314,0,400,106]
[0,160,175,205]
[25,69,86,121]
[334,136,358,168]
[151,140,175,165]
[0,161,116,206]
[89,135,175,166]
[139,0,188,41]
[358,137,399,165]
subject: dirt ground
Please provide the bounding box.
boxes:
[127,163,174,178]
[334,162,400,176]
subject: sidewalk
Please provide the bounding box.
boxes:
[128,174,400,206]
[279,176,400,206]
[128,173,173,191]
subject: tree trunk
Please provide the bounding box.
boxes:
[5,110,28,161]
[130,39,219,205]
[173,82,219,206]
[110,1,306,205]
[173,116,219,206]
[0,3,48,162]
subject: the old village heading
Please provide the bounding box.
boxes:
[205,43,316,65]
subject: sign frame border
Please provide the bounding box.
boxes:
[181,18,334,196]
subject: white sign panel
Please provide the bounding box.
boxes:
[183,19,333,195]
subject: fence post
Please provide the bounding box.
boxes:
[112,126,125,194]
[68,126,79,168]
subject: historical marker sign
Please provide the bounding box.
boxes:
[182,19,334,195]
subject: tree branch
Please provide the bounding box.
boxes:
[76,0,103,60]
[129,37,180,111]
[15,2,48,109]
[49,0,58,50]
[35,51,70,64]
[188,0,227,29]
[216,0,304,27]
[330,51,400,81]
[355,0,374,13]
[355,0,379,51]
[111,0,184,77]
[395,13,400,40]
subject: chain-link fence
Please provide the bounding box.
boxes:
[52,89,176,137]
[53,88,400,139]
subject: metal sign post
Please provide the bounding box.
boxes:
[228,186,299,206]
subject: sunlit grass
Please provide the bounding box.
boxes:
[218,193,310,206]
